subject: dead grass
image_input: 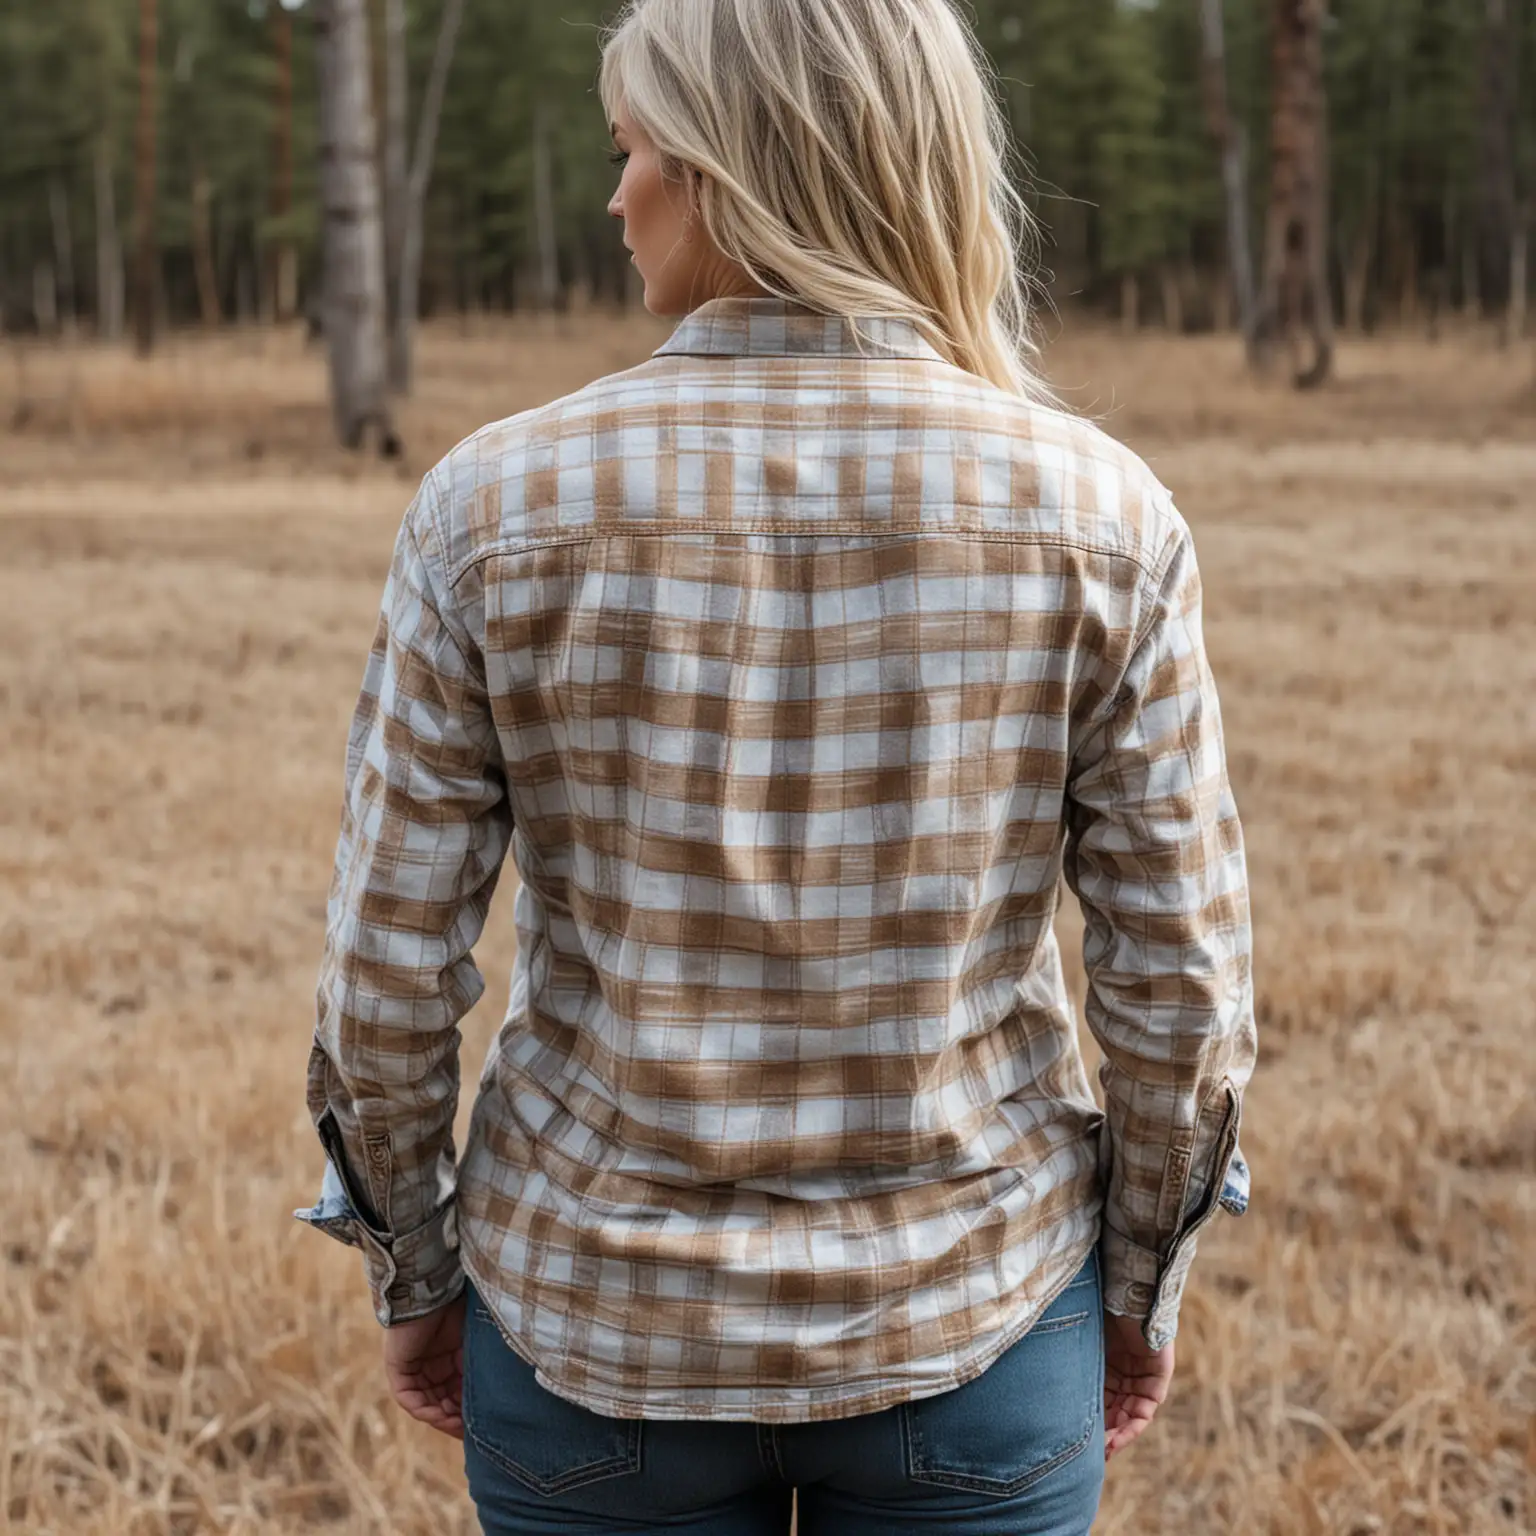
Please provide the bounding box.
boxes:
[1,315,1532,1533]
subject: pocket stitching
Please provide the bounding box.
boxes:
[905,1410,1096,1497]
[465,1423,642,1497]
[1024,1308,1090,1336]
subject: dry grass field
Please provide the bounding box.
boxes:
[1,314,1532,1534]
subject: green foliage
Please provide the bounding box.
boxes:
[0,0,1532,332]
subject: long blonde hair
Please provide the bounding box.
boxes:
[599,0,1053,403]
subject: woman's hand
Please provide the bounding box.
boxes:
[383,1291,467,1439]
[1102,1313,1175,1458]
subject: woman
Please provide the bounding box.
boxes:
[298,1,1255,1532]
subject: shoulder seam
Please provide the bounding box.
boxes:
[402,470,483,676]
[1124,517,1189,660]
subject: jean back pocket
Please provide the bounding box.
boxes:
[462,1289,643,1497]
[902,1251,1102,1498]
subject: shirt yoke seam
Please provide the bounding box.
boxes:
[444,527,1164,593]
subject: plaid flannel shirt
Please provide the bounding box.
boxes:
[299,297,1255,1424]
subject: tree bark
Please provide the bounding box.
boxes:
[382,0,409,360]
[1198,0,1260,362]
[1259,0,1334,388]
[315,0,396,452]
[392,0,465,395]
[94,134,125,341]
[131,0,159,356]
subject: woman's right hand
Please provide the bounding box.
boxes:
[1102,1313,1176,1458]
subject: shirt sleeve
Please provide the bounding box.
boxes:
[295,470,513,1326]
[1063,512,1257,1351]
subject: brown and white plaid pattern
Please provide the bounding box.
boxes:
[302,297,1255,1423]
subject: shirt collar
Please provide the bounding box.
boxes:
[653,296,947,364]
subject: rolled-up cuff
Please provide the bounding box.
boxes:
[1098,1222,1165,1334]
[1100,1085,1246,1351]
[1099,1221,1204,1352]
[296,1126,465,1327]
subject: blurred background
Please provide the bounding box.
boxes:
[1,0,1533,371]
[1,3,1532,1534]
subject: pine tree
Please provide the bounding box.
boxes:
[1260,0,1335,385]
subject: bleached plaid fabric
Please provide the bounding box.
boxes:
[299,297,1256,1423]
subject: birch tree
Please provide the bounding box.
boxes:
[314,0,395,450]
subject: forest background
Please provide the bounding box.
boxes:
[2,0,1534,370]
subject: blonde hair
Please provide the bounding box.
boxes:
[599,0,1054,403]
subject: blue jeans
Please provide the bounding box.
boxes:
[462,1251,1105,1535]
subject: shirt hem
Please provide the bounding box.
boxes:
[459,1226,1100,1425]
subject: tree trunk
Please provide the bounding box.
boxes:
[131,0,159,356]
[1400,237,1419,327]
[1198,0,1260,363]
[315,0,396,452]
[48,178,78,338]
[94,135,125,341]
[270,5,298,323]
[191,166,222,326]
[392,0,465,395]
[236,253,257,324]
[1259,0,1334,388]
[33,262,58,337]
[1160,263,1184,334]
[1479,0,1516,315]
[246,229,269,324]
[533,97,561,310]
[382,0,409,362]
[1213,267,1234,332]
[1120,270,1139,334]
